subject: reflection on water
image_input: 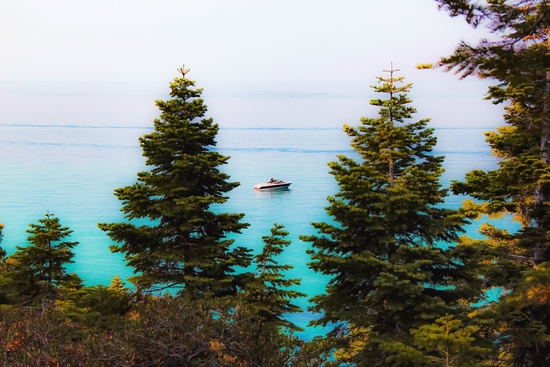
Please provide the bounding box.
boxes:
[253,187,291,198]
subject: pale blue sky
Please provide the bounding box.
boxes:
[0,0,504,128]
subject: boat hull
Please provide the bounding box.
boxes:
[254,182,292,190]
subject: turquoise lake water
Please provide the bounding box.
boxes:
[0,124,515,338]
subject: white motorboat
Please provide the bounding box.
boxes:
[254,179,292,190]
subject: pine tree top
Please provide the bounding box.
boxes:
[25,212,78,250]
[367,64,418,124]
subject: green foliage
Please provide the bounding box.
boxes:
[301,68,480,365]
[6,213,78,303]
[99,66,252,297]
[245,223,306,331]
[438,1,550,365]
[435,0,488,27]
[0,294,328,367]
[409,314,492,367]
[54,275,133,336]
[451,77,550,268]
[437,1,550,83]
[476,263,550,366]
[87,295,323,367]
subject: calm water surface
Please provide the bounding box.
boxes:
[0,125,514,338]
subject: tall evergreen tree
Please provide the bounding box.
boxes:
[9,213,78,299]
[99,66,252,297]
[436,0,550,265]
[245,223,306,331]
[301,67,479,366]
[444,54,550,367]
[434,2,550,365]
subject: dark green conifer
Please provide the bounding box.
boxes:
[245,223,306,331]
[301,66,478,366]
[10,213,78,299]
[447,67,550,367]
[99,66,251,297]
[437,0,550,265]
[436,2,550,364]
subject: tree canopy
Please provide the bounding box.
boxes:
[435,1,550,365]
[99,67,252,298]
[245,223,306,331]
[7,213,78,302]
[301,66,480,366]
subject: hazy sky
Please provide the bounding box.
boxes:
[0,0,505,128]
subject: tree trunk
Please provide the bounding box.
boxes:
[535,33,550,265]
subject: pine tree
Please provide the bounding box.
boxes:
[435,2,550,364]
[108,275,126,294]
[54,276,132,333]
[408,314,491,367]
[436,0,550,265]
[245,223,306,331]
[99,66,252,297]
[447,70,550,367]
[300,66,478,366]
[9,213,78,299]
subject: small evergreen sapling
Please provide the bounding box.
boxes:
[245,223,306,331]
[10,213,78,299]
